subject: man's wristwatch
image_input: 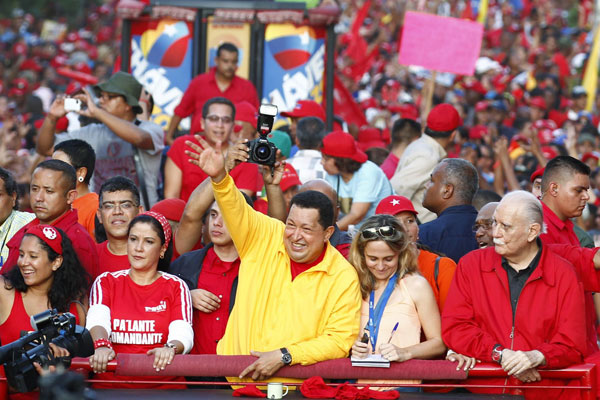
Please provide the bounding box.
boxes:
[281,348,292,365]
[491,344,504,364]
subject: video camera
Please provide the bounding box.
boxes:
[0,309,94,393]
[247,104,279,166]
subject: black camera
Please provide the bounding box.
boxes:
[0,309,94,393]
[247,104,278,166]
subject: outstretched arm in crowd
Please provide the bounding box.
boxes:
[492,136,520,195]
[174,177,213,255]
[262,163,287,223]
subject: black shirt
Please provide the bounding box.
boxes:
[501,240,542,317]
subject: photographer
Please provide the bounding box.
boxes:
[0,225,89,396]
[36,72,164,208]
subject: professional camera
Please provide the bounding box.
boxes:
[247,104,278,166]
[0,309,94,393]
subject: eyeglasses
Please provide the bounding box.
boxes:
[205,114,233,124]
[101,201,137,212]
[472,220,493,232]
[360,226,397,239]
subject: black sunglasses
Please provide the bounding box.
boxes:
[360,226,397,239]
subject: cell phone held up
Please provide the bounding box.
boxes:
[63,98,82,112]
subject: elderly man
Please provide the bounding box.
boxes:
[5,160,99,279]
[188,137,361,383]
[474,202,498,249]
[419,158,479,262]
[443,191,586,399]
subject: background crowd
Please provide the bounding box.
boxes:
[1,0,600,398]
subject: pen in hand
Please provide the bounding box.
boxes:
[387,322,399,344]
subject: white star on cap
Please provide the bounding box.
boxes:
[391,199,400,206]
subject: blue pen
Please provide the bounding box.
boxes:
[387,322,399,344]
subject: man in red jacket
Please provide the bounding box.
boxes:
[443,191,586,399]
[4,159,99,280]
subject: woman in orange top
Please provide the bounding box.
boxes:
[53,139,99,241]
[375,195,457,312]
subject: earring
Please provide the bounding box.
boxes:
[78,176,84,183]
[160,254,164,259]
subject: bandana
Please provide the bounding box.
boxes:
[140,211,172,249]
[25,225,62,255]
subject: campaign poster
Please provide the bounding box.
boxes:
[206,16,251,79]
[262,24,326,113]
[130,19,193,130]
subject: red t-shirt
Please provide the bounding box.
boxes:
[173,67,259,134]
[96,241,130,275]
[289,246,327,280]
[89,270,192,388]
[192,247,240,354]
[167,134,260,202]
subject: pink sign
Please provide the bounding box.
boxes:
[398,12,483,76]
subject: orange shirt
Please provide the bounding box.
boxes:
[417,249,457,312]
[73,192,99,241]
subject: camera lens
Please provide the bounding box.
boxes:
[254,143,272,161]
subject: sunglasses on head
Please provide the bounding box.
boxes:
[360,226,397,239]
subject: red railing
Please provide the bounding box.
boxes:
[64,355,596,398]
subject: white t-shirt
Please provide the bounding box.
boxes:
[55,120,164,207]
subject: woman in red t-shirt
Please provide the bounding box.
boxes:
[86,211,193,389]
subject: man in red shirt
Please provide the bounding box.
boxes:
[165,42,259,145]
[5,159,99,280]
[540,156,600,359]
[96,176,143,274]
[164,97,259,202]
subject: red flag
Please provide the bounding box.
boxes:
[325,74,367,128]
[461,0,474,20]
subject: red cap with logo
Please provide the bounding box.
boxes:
[280,164,302,192]
[375,195,418,216]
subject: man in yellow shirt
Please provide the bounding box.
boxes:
[189,137,361,382]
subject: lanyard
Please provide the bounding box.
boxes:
[368,272,398,353]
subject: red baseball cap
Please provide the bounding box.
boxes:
[151,198,186,222]
[9,78,29,96]
[321,131,368,163]
[234,101,258,126]
[582,152,600,165]
[426,103,462,132]
[530,166,545,183]
[529,96,547,110]
[20,59,42,72]
[375,195,418,216]
[463,79,487,95]
[475,101,489,112]
[541,146,558,161]
[281,100,326,121]
[388,103,419,120]
[280,164,302,192]
[357,127,387,151]
[469,125,488,140]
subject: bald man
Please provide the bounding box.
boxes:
[474,202,498,249]
[443,191,586,399]
[298,179,352,258]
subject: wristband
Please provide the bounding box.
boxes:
[94,338,113,350]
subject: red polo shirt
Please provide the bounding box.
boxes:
[173,68,259,135]
[192,247,240,354]
[167,134,260,202]
[541,201,599,356]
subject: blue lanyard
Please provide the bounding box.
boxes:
[368,272,398,353]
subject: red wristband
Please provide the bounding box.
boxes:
[94,338,113,350]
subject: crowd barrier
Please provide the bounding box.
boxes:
[61,355,597,398]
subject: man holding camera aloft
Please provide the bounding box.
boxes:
[36,72,164,209]
[164,97,259,202]
[185,131,361,383]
